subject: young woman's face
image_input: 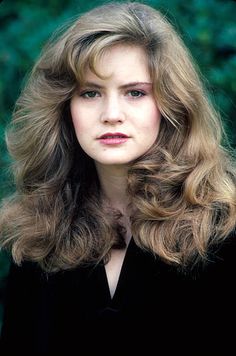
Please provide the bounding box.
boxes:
[70,45,161,169]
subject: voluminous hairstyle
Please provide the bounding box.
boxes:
[1,1,236,272]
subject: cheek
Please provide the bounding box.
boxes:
[141,108,161,145]
[72,120,89,144]
[71,116,82,133]
[144,106,161,131]
[70,101,78,128]
[70,104,85,133]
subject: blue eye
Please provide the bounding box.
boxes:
[80,91,99,98]
[128,90,145,97]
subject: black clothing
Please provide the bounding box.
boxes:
[0,234,236,355]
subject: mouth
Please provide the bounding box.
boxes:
[98,132,129,145]
[98,132,129,139]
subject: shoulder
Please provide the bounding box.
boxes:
[2,261,45,306]
[208,229,236,266]
[188,229,236,281]
[7,260,44,282]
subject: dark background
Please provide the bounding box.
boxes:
[0,0,236,330]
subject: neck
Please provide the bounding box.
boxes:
[95,164,129,213]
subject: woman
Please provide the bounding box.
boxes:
[0,2,236,355]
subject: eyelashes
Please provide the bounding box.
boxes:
[79,89,147,99]
[127,90,146,98]
[80,90,99,98]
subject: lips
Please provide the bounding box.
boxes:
[98,132,129,145]
[98,132,129,139]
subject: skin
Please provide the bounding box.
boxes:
[70,44,161,298]
[70,44,161,174]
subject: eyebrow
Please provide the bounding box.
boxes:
[81,81,152,89]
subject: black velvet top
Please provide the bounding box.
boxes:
[0,233,236,356]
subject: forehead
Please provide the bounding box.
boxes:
[83,44,151,83]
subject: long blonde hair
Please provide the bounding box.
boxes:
[1,2,235,272]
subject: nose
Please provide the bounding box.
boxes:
[100,95,125,124]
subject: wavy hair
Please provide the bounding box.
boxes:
[1,1,236,272]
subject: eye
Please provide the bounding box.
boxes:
[127,90,146,98]
[80,90,100,98]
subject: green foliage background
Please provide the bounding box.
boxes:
[0,0,236,329]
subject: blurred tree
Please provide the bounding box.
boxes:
[0,0,236,330]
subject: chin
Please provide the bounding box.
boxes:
[101,161,131,166]
[95,158,132,166]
